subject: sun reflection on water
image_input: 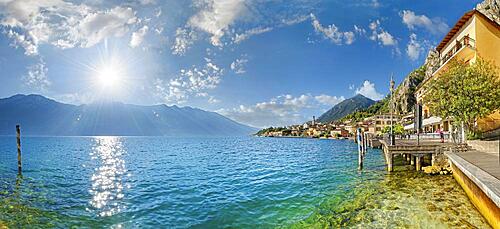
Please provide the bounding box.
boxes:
[88,137,129,217]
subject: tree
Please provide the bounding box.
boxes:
[382,124,404,135]
[424,57,500,135]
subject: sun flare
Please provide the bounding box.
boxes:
[96,65,121,88]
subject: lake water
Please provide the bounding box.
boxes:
[0,136,490,228]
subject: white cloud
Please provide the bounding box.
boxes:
[187,0,247,47]
[406,33,432,61]
[233,27,272,44]
[377,31,396,46]
[369,20,396,46]
[171,27,197,55]
[172,4,311,53]
[355,80,384,100]
[314,95,345,106]
[218,94,312,128]
[401,10,449,35]
[230,57,248,74]
[154,7,162,18]
[406,33,420,61]
[5,29,38,56]
[155,58,224,103]
[208,96,220,104]
[77,7,138,48]
[0,1,139,54]
[232,14,309,44]
[354,25,366,35]
[129,25,148,48]
[310,13,356,45]
[368,19,400,55]
[218,93,345,128]
[23,59,50,91]
[280,15,310,26]
[138,0,156,5]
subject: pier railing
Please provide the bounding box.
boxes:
[409,133,451,140]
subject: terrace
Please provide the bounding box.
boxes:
[433,35,476,75]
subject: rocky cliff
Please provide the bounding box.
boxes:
[477,0,500,25]
[391,48,441,115]
[392,66,426,115]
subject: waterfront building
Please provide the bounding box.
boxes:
[330,129,349,138]
[364,114,401,134]
[415,9,500,134]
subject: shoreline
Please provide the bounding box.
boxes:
[256,135,353,140]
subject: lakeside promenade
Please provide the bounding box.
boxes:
[380,138,500,228]
[447,147,500,228]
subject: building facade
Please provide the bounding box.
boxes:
[415,10,500,133]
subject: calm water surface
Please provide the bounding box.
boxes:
[0,136,489,228]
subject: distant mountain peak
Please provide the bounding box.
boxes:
[317,94,375,123]
[352,94,369,99]
[0,94,256,136]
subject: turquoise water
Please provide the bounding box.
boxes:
[0,136,489,228]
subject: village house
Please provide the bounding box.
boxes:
[364,114,401,134]
[415,9,500,134]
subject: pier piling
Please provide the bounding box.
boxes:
[357,128,364,170]
[415,156,422,171]
[16,125,22,174]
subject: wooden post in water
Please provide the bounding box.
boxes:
[363,133,368,154]
[16,125,22,174]
[387,154,393,172]
[357,128,363,170]
[415,155,422,171]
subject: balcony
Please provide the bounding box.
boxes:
[433,36,476,75]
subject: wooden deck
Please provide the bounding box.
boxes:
[380,139,453,172]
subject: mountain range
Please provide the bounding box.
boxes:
[0,94,256,136]
[317,94,376,123]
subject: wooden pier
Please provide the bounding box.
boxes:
[380,139,454,172]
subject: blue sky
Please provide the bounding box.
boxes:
[0,0,482,127]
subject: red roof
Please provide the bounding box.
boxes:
[436,10,500,52]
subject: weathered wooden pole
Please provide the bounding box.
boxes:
[363,133,368,154]
[357,128,363,170]
[387,153,393,172]
[16,125,22,174]
[415,155,422,171]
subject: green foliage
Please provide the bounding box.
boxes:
[255,126,287,135]
[381,124,404,135]
[424,57,500,134]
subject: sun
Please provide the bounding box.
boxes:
[96,65,121,88]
